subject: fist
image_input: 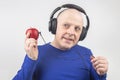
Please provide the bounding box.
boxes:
[26,27,39,40]
[91,56,108,75]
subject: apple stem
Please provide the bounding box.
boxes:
[39,32,46,44]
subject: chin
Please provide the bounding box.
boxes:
[60,43,73,50]
[59,38,76,50]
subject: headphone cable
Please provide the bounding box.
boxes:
[39,32,46,44]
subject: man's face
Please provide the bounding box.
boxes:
[52,9,83,50]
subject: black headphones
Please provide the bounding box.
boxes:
[49,4,90,41]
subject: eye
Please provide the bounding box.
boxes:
[75,26,81,32]
[63,23,70,29]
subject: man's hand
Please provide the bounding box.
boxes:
[91,56,108,75]
[24,32,38,60]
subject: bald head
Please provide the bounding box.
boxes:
[57,9,84,27]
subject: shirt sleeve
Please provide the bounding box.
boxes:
[12,55,38,80]
[90,66,107,80]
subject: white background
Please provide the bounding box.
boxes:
[0,0,120,80]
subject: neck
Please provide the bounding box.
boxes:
[50,40,69,51]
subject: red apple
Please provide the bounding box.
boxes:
[26,28,39,40]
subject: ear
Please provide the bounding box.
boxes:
[49,18,57,34]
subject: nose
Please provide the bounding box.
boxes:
[66,27,75,35]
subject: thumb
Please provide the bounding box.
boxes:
[26,32,31,39]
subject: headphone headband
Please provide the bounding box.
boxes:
[62,4,86,14]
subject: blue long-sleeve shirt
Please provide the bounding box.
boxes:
[13,43,106,80]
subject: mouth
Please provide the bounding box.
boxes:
[63,37,74,43]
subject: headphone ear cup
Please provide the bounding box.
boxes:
[79,27,87,41]
[49,18,57,34]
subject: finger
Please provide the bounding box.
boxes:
[96,60,108,70]
[29,41,37,49]
[91,57,97,63]
[25,42,37,54]
[93,59,106,67]
[31,39,38,44]
[96,56,106,60]
[25,39,30,48]
[26,32,31,39]
[96,67,106,75]
[91,56,106,63]
[25,38,37,47]
[90,55,95,60]
[95,63,105,70]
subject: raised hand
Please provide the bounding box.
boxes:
[91,56,108,75]
[24,32,38,60]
